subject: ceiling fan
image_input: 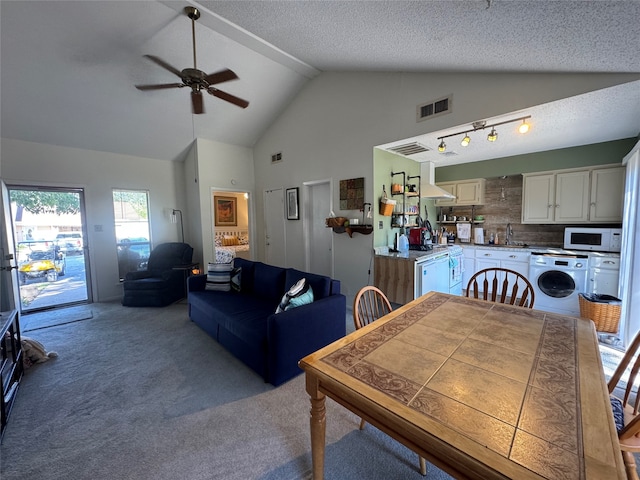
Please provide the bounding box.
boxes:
[135,6,249,114]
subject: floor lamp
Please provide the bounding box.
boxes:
[171,209,184,243]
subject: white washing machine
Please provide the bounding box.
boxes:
[529,252,589,316]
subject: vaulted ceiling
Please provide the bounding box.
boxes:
[1,1,639,164]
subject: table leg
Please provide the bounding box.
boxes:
[306,373,326,480]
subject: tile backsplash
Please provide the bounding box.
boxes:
[437,175,565,247]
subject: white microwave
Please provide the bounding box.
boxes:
[563,227,622,252]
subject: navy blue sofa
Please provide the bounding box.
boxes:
[187,258,346,386]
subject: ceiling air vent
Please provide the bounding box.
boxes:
[271,152,282,164]
[388,142,430,157]
[417,94,452,122]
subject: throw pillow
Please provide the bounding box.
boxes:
[275,278,309,313]
[285,288,314,310]
[222,235,239,246]
[230,267,242,292]
[206,262,233,291]
[610,395,624,433]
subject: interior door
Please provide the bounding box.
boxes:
[264,188,286,267]
[305,181,333,277]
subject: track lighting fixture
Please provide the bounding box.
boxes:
[436,115,531,151]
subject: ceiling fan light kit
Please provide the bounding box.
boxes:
[436,115,531,152]
[134,6,249,114]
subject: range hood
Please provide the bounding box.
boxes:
[420,162,456,199]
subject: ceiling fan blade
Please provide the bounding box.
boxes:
[207,88,249,109]
[135,83,184,91]
[191,90,204,114]
[143,55,183,79]
[204,69,238,85]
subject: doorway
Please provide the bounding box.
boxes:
[212,190,252,261]
[7,186,91,313]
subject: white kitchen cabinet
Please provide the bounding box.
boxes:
[461,246,476,289]
[590,166,625,223]
[521,174,555,223]
[522,165,623,224]
[474,249,531,289]
[435,179,485,206]
[588,255,620,297]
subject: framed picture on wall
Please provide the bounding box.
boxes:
[286,187,299,220]
[214,196,237,226]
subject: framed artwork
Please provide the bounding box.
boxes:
[214,196,237,226]
[339,177,365,210]
[286,187,299,220]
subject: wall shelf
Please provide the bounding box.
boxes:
[329,225,374,237]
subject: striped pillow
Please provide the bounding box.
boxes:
[206,262,233,291]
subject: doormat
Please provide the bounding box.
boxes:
[22,305,93,332]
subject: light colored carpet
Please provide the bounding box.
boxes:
[1,302,452,480]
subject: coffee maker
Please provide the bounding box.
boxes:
[408,228,433,251]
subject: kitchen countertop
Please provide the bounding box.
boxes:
[374,244,451,262]
[458,243,620,257]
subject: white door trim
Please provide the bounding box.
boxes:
[303,179,334,277]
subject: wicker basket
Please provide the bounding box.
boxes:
[379,197,396,216]
[579,293,621,333]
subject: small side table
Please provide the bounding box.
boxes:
[173,263,200,299]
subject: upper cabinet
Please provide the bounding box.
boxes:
[435,178,486,206]
[522,165,625,224]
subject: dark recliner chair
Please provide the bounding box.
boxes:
[122,242,194,307]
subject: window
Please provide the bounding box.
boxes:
[113,190,151,281]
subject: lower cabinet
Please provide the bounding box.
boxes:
[1,310,23,440]
[462,246,476,291]
[374,256,415,305]
[473,249,531,293]
[588,255,620,297]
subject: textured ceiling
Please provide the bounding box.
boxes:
[1,0,639,164]
[204,0,640,73]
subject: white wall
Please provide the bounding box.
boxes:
[1,138,186,302]
[252,71,640,304]
[194,138,254,268]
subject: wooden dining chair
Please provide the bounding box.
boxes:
[608,331,640,480]
[465,267,535,308]
[353,286,427,476]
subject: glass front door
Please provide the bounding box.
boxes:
[8,186,91,313]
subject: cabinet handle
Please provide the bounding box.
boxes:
[484,253,491,257]
[509,255,517,258]
[604,260,615,264]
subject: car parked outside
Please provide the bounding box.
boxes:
[55,232,83,255]
[17,240,66,283]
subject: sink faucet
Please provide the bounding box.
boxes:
[506,223,513,245]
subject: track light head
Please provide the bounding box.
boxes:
[460,134,471,147]
[438,140,446,152]
[487,128,498,142]
[518,120,530,134]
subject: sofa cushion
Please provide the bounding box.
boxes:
[189,290,276,346]
[253,262,286,301]
[206,262,233,291]
[285,269,331,299]
[233,258,256,293]
[286,288,314,310]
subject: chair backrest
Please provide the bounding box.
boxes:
[147,242,194,272]
[465,267,535,308]
[609,331,640,412]
[353,286,392,330]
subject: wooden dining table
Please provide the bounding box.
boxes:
[299,292,625,480]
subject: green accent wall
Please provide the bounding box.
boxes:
[373,149,420,247]
[435,137,637,182]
